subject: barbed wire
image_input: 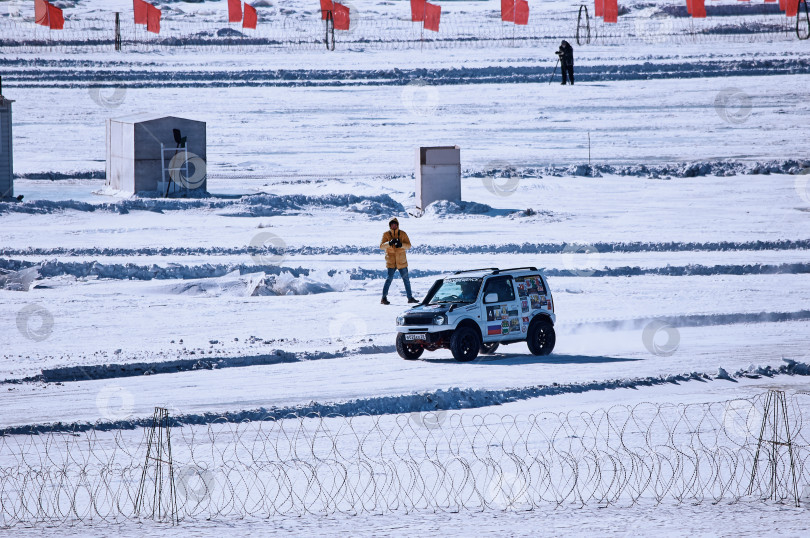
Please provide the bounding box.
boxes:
[0,14,800,54]
[0,391,808,527]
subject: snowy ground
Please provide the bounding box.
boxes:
[3,502,810,537]
[1,503,807,537]
[2,0,810,534]
[9,53,810,178]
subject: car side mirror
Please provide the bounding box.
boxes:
[484,293,499,304]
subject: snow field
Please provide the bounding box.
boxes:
[9,73,810,180]
[2,3,810,530]
[2,169,809,416]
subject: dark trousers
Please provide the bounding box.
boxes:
[383,267,413,298]
[562,64,574,85]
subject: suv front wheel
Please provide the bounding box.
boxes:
[450,326,481,362]
[527,318,556,356]
[396,333,424,360]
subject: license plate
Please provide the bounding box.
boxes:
[404,333,427,341]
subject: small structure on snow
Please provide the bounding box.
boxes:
[415,146,461,210]
[105,114,207,196]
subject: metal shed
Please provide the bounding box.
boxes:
[105,114,207,196]
[0,96,13,199]
[415,146,461,210]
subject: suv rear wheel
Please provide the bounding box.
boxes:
[527,318,555,356]
[450,326,481,362]
[396,333,424,360]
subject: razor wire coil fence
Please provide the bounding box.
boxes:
[0,390,809,527]
[0,14,802,55]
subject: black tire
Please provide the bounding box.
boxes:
[396,333,424,360]
[450,326,481,362]
[480,342,500,355]
[527,318,556,356]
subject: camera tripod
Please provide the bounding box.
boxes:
[548,57,560,85]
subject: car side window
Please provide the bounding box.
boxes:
[483,276,515,302]
[522,275,546,294]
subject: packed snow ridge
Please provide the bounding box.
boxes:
[25,344,389,386]
[336,263,810,282]
[4,239,808,258]
[11,159,810,188]
[0,193,406,217]
[0,263,354,294]
[11,60,810,88]
[470,159,810,179]
[2,260,809,288]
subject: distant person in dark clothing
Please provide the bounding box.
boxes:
[555,40,574,85]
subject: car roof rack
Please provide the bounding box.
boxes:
[453,267,499,275]
[491,266,537,274]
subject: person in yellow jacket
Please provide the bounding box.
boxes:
[380,217,418,305]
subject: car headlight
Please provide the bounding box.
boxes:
[433,314,447,325]
[396,316,405,326]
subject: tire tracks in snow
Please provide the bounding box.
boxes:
[3,359,809,436]
[565,310,810,333]
[3,309,806,386]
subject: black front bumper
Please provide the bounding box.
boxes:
[398,329,451,346]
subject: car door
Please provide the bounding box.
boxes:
[481,275,522,342]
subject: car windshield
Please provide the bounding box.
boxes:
[427,277,482,304]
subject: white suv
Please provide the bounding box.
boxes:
[395,267,556,361]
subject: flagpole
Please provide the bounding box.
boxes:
[420,4,425,51]
[46,3,51,53]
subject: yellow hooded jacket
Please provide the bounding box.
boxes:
[380,217,411,269]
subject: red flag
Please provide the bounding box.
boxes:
[47,2,64,30]
[320,0,334,20]
[411,0,426,21]
[243,3,257,28]
[785,0,799,15]
[692,0,706,17]
[333,2,350,30]
[424,2,440,31]
[594,0,604,17]
[146,3,161,34]
[133,0,148,24]
[501,0,514,22]
[35,0,49,26]
[228,0,242,22]
[603,0,618,22]
[515,0,529,25]
[778,0,786,9]
[321,0,328,21]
